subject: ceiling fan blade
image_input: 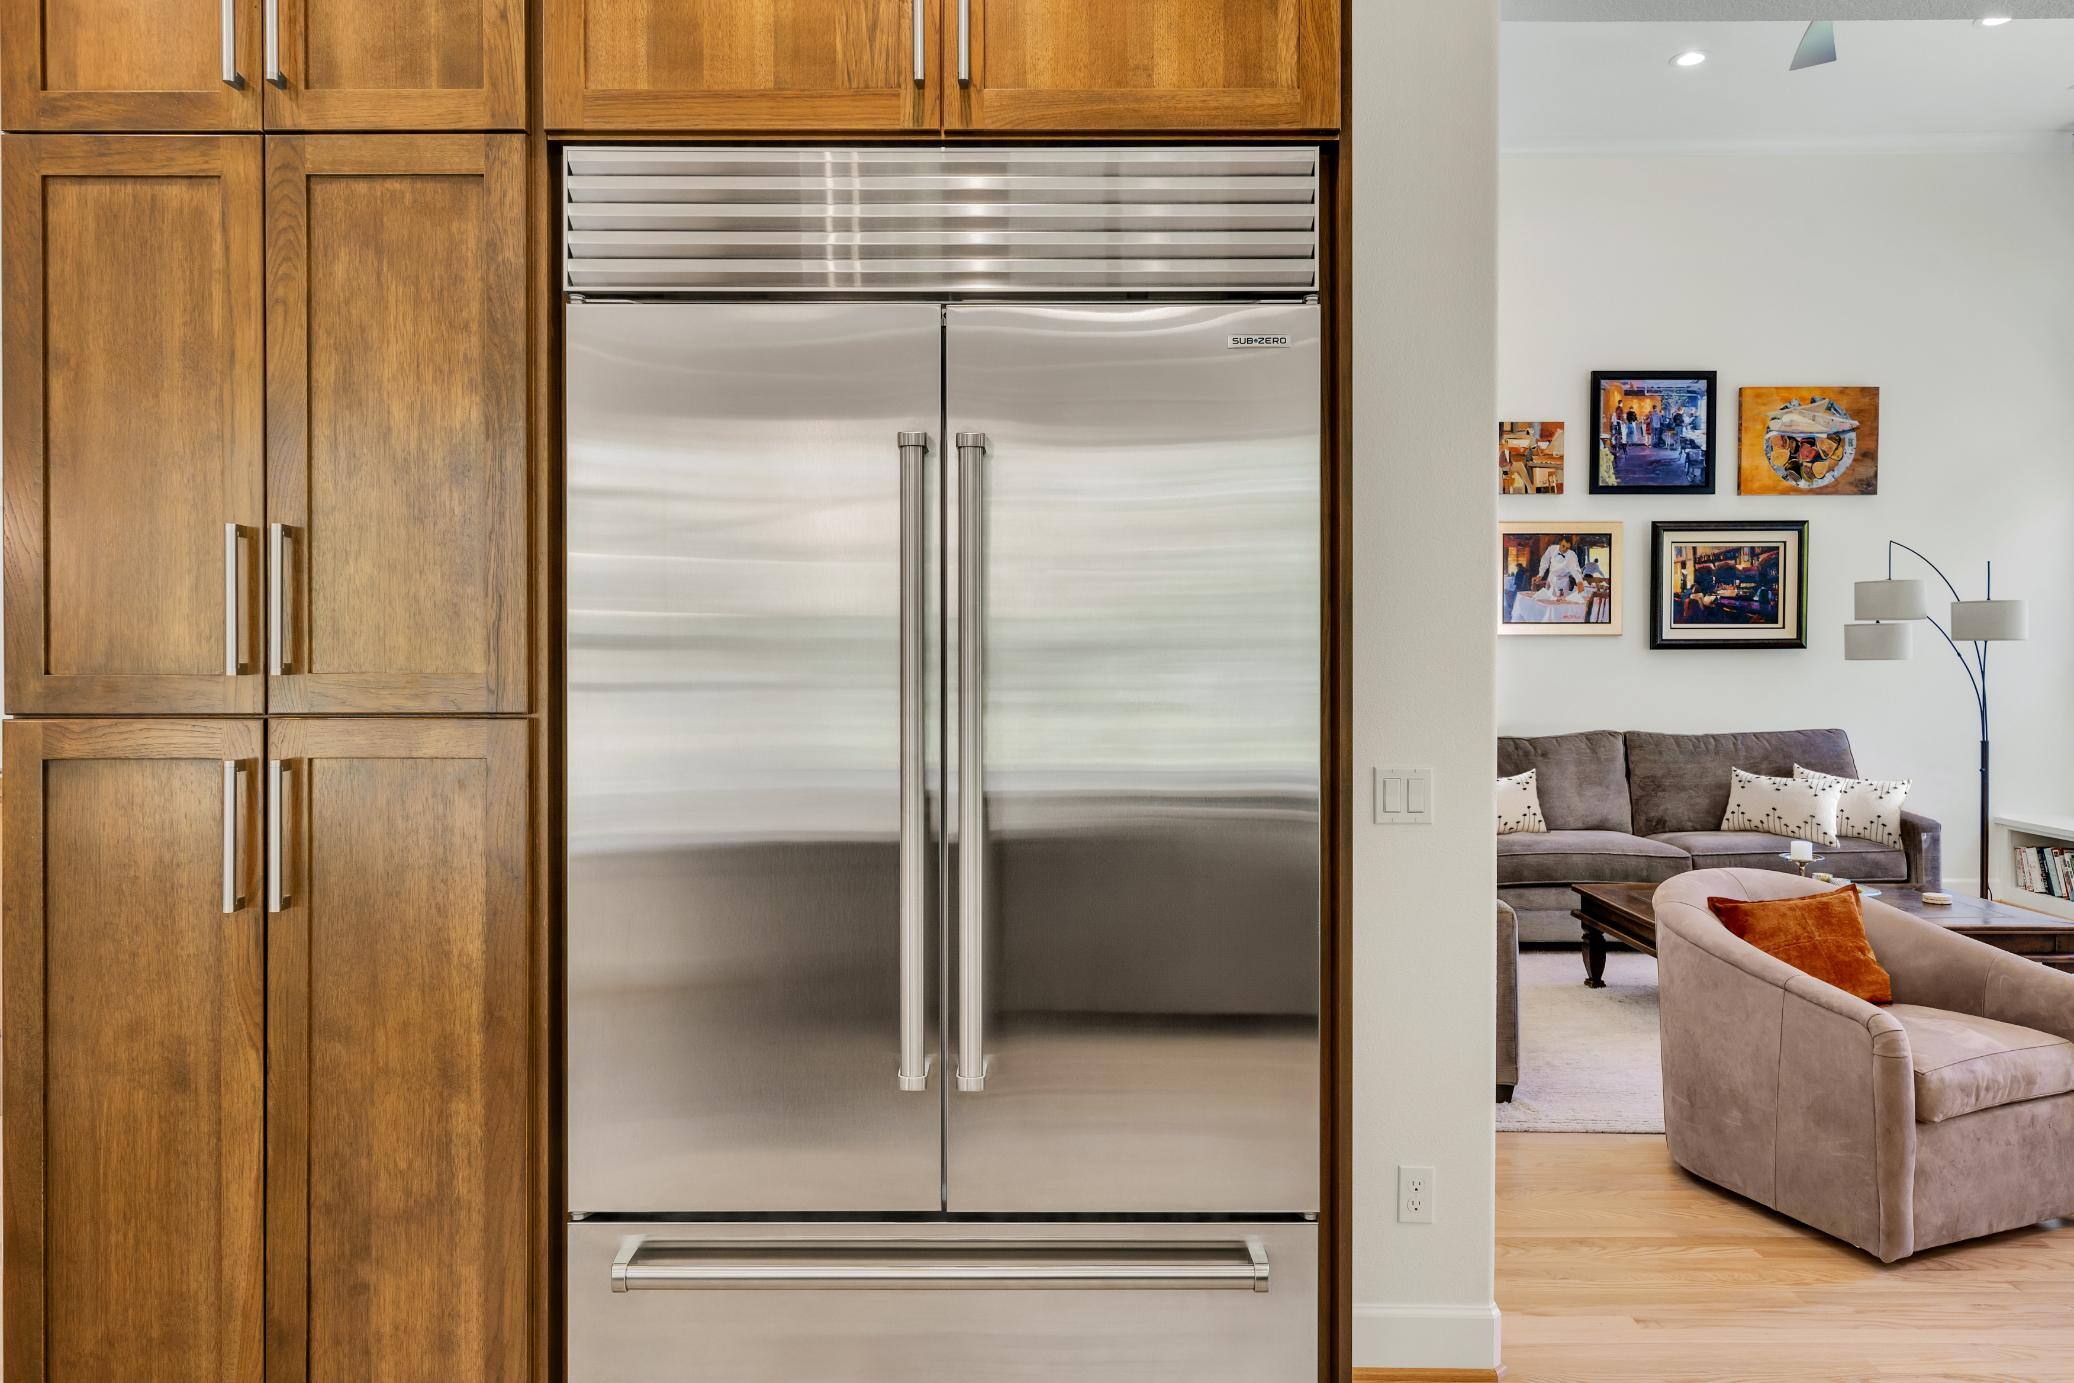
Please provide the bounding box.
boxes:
[1791,19,1838,70]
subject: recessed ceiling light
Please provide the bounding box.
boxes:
[1671,50,1708,68]
[1975,15,2013,26]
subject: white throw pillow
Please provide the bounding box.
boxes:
[1795,765,1910,848]
[1496,769,1548,836]
[1720,767,1841,847]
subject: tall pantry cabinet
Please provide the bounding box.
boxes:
[0,3,536,1379]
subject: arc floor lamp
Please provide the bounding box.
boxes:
[1845,541,2028,900]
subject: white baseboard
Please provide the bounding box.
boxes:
[1352,1301,1502,1372]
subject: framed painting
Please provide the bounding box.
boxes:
[1650,521,1809,650]
[1590,371,1717,495]
[1500,420,1565,494]
[1739,386,1879,495]
[1500,523,1623,636]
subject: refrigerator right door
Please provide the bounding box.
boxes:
[945,302,1321,1214]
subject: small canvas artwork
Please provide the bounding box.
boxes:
[1739,386,1880,495]
[1500,421,1565,495]
[1500,523,1623,636]
[1651,521,1808,650]
[1591,372,1717,494]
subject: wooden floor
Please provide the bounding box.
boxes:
[1497,1133,2074,1382]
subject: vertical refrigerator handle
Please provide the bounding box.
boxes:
[957,0,972,84]
[896,431,932,1094]
[912,0,926,84]
[955,431,989,1093]
[222,759,248,913]
[267,758,292,914]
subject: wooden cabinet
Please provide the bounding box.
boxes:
[1,0,263,130]
[265,135,528,714]
[3,718,266,1383]
[946,0,1339,131]
[3,135,266,714]
[263,0,524,130]
[545,0,941,130]
[264,718,530,1383]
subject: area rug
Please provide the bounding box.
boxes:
[1497,948,1664,1134]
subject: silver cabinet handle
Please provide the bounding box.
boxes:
[267,759,291,913]
[955,431,988,1092]
[267,522,291,675]
[913,0,925,84]
[263,0,283,85]
[897,432,932,1093]
[957,0,972,84]
[223,523,246,676]
[611,1236,1270,1293]
[221,0,244,86]
[222,760,249,913]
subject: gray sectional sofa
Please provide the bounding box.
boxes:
[1498,728,1942,944]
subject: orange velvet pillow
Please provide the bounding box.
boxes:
[1705,885,1893,1005]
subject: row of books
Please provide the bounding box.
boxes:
[2013,845,2074,899]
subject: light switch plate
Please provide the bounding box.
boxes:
[1373,767,1435,825]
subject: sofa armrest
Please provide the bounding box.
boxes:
[1900,810,1941,892]
[1655,890,1917,1261]
[1496,900,1519,1091]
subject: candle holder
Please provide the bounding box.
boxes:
[1779,853,1826,878]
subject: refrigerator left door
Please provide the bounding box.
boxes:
[566,302,945,1213]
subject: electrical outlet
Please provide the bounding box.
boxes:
[1398,1165,1435,1224]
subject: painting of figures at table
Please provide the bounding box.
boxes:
[1500,421,1565,494]
[1651,521,1808,650]
[1500,523,1623,636]
[1591,371,1717,494]
[1739,386,1880,495]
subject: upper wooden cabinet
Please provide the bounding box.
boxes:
[4,718,266,1383]
[265,136,529,714]
[264,717,531,1383]
[3,135,266,715]
[946,0,1339,131]
[545,0,942,130]
[263,0,524,130]
[0,0,262,130]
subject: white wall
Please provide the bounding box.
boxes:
[1352,0,1502,1371]
[1498,151,2074,888]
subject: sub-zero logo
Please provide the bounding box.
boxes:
[1227,334,1291,349]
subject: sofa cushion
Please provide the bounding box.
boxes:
[1627,729,1859,837]
[1497,830,1689,886]
[1890,1004,2074,1123]
[1650,831,1909,883]
[1497,730,1631,833]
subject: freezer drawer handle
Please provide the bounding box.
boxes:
[610,1236,1270,1293]
[897,431,932,1094]
[955,432,989,1093]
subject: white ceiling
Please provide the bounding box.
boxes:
[1501,19,2074,152]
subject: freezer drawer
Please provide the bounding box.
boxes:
[567,1220,1318,1382]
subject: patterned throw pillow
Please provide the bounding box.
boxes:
[1794,765,1910,849]
[1495,769,1548,836]
[1720,767,1841,847]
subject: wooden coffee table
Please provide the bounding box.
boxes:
[1570,881,2074,988]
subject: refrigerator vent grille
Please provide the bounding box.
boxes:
[560,146,1320,296]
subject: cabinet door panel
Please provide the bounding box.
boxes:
[264,0,522,129]
[3,136,265,714]
[546,0,939,131]
[3,718,265,1383]
[948,0,1338,131]
[1,0,262,130]
[265,718,530,1383]
[266,136,527,713]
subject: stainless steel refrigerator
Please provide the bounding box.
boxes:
[563,147,1322,1381]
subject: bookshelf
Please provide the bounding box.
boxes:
[1993,812,2074,923]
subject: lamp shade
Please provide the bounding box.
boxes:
[1854,579,1927,621]
[1845,621,1913,660]
[1950,599,2028,642]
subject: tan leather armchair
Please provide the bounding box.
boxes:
[1654,869,2074,1262]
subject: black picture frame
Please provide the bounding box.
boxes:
[1589,370,1719,495]
[1650,520,1810,651]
